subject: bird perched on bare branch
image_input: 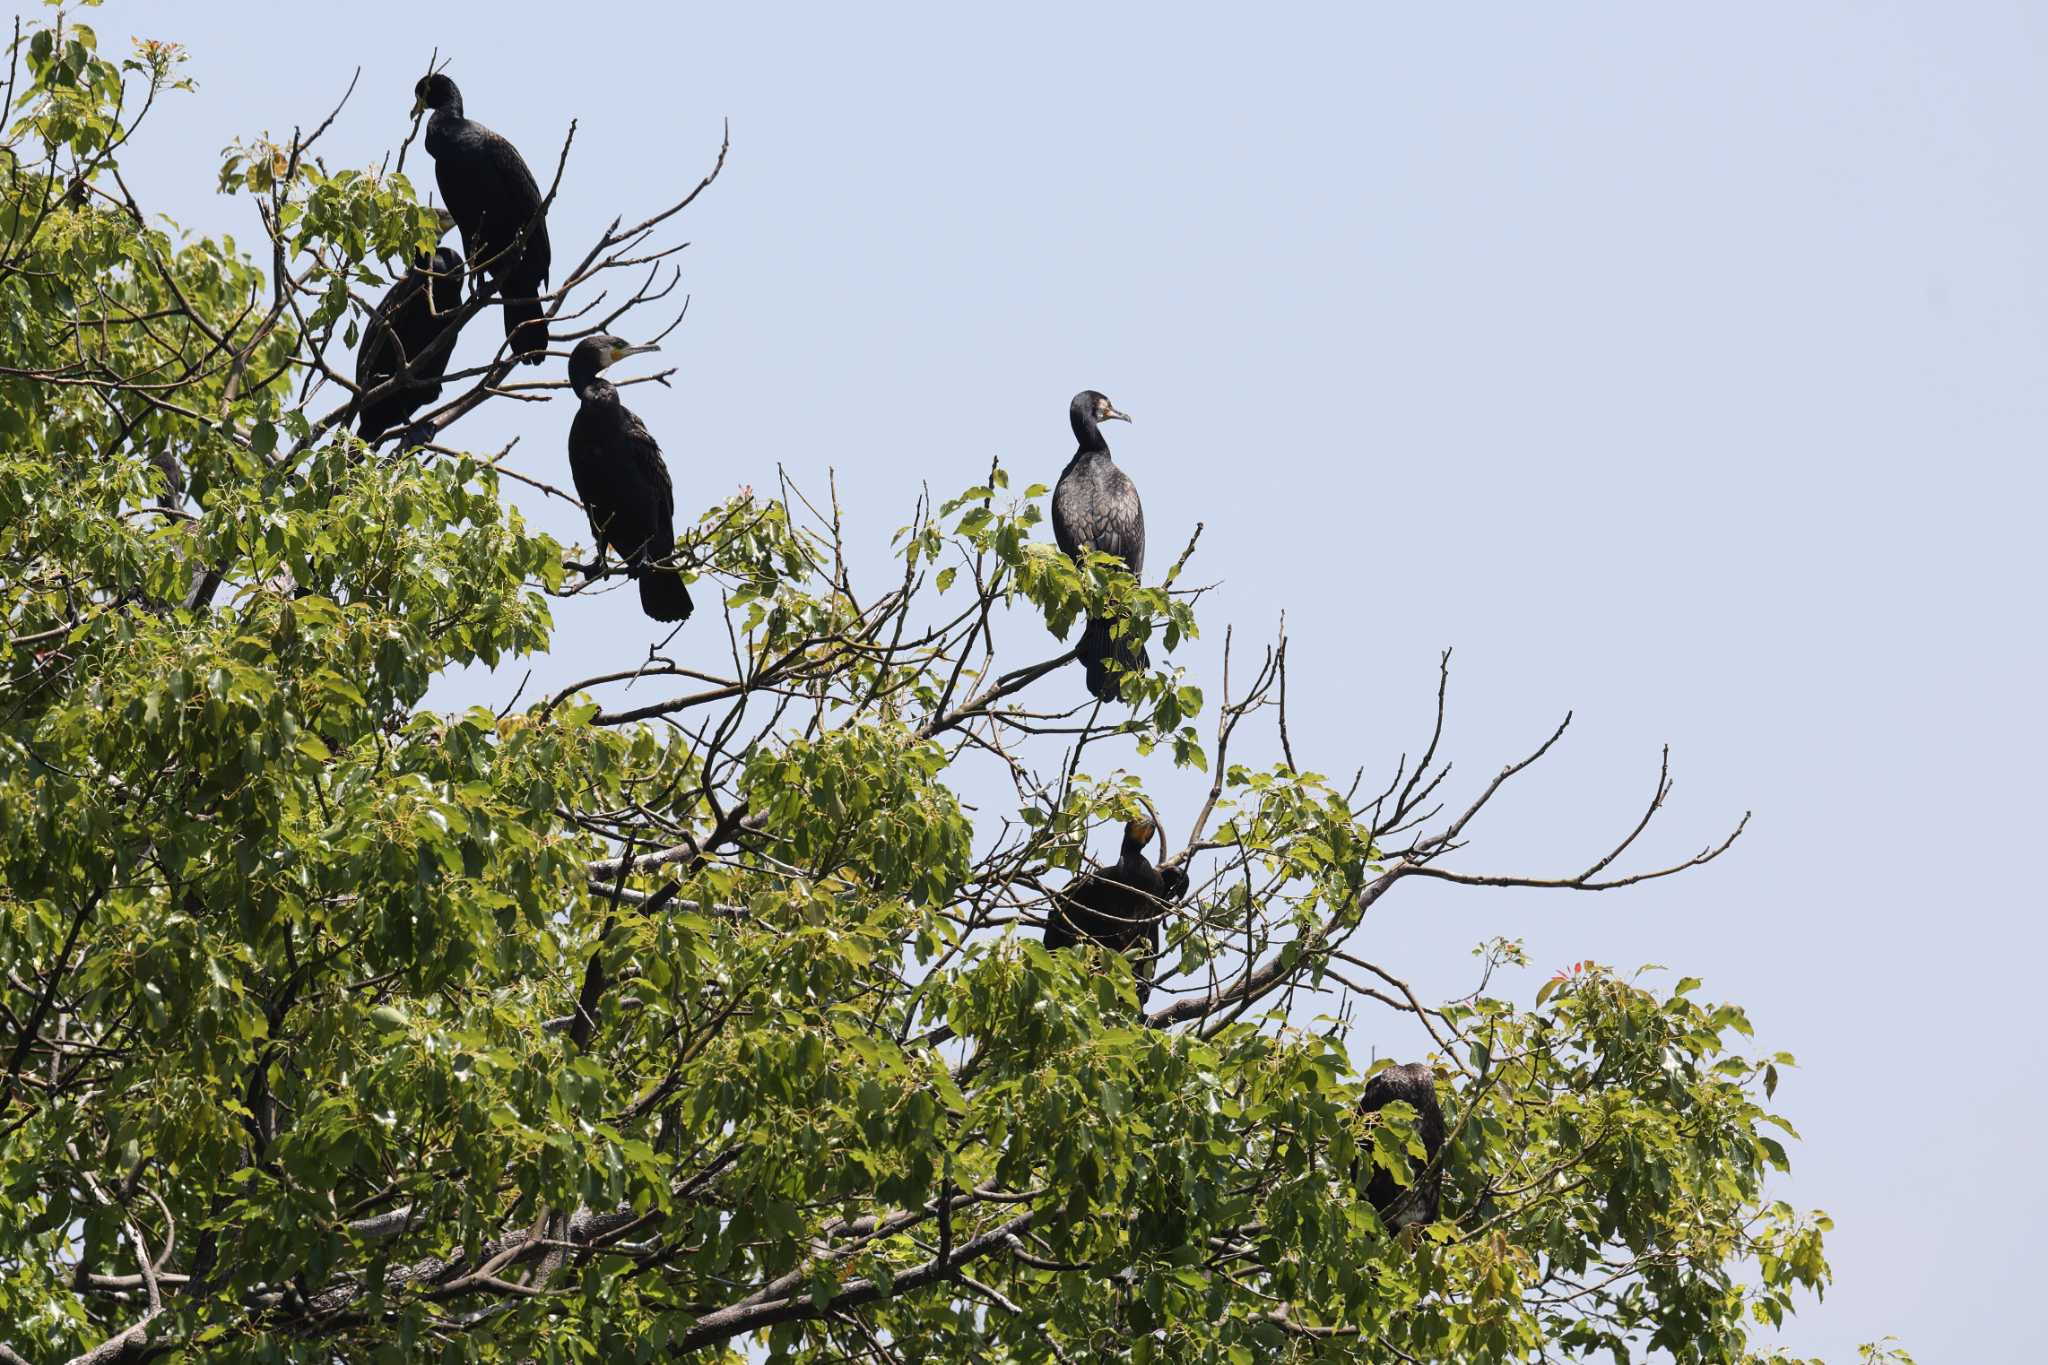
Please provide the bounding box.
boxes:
[1052,390,1150,702]
[412,71,551,364]
[1045,813,1187,1006]
[566,335,692,623]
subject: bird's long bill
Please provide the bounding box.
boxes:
[1104,406,1133,423]
[409,96,426,120]
[618,344,661,357]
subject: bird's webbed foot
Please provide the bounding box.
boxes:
[564,549,614,580]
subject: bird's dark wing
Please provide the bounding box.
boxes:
[619,406,675,540]
[474,128,550,275]
[1042,882,1083,951]
[1051,460,1146,575]
[1049,862,1170,1013]
[1051,468,1087,559]
[565,408,609,545]
[433,155,485,265]
[355,270,420,386]
[436,126,548,274]
[485,125,543,203]
[356,266,454,437]
[1089,465,1146,577]
[1049,870,1109,948]
[610,405,676,568]
[1053,867,1156,954]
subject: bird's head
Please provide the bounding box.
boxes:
[411,243,465,320]
[1073,389,1132,427]
[568,334,660,391]
[430,204,457,238]
[429,245,463,271]
[411,72,460,120]
[580,335,659,370]
[1123,814,1157,849]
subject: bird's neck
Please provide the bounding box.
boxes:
[1118,833,1149,870]
[1071,412,1108,453]
[1066,447,1115,478]
[573,374,617,404]
[424,104,464,149]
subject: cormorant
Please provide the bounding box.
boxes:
[1052,390,1149,702]
[1044,814,1188,1006]
[567,334,692,623]
[1357,1062,1446,1232]
[412,72,551,365]
[355,241,465,440]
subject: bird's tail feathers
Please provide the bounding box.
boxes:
[504,296,547,366]
[1078,616,1149,703]
[637,566,693,624]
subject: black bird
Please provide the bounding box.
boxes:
[1052,390,1149,701]
[355,240,465,441]
[567,335,692,623]
[1044,814,1188,1007]
[1357,1062,1446,1233]
[412,72,551,364]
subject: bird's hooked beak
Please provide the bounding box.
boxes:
[608,342,660,366]
[431,205,456,237]
[410,94,426,120]
[1103,405,1133,424]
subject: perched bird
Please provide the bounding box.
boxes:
[1044,814,1188,1006]
[1052,390,1149,701]
[567,334,692,623]
[355,239,465,441]
[1357,1062,1447,1233]
[412,72,551,364]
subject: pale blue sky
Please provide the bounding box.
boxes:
[122,2,2046,1357]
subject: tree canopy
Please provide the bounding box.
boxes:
[0,13,1877,1363]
